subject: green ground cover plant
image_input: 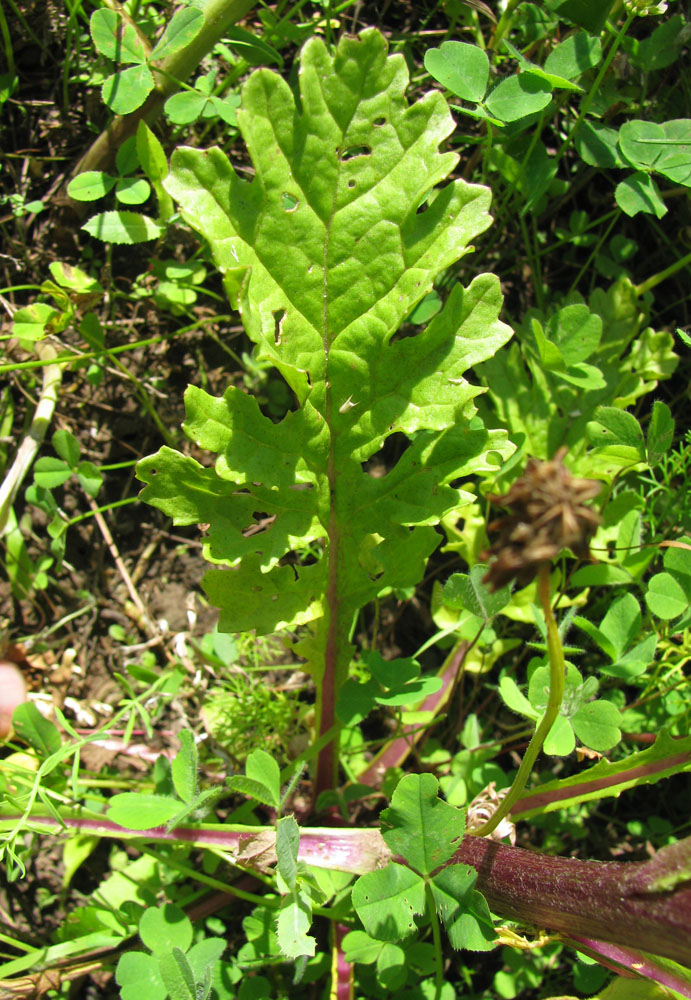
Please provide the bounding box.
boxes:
[1,1,690,998]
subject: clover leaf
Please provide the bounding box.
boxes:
[574,593,656,679]
[500,661,622,755]
[115,904,226,1000]
[351,774,496,950]
[645,538,691,628]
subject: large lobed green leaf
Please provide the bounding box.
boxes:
[138,30,512,693]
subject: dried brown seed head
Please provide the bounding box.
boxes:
[481,448,602,592]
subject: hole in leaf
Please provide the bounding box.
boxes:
[348,179,356,189]
[340,145,371,160]
[278,557,304,578]
[273,308,286,345]
[362,458,386,478]
[243,513,275,537]
[372,116,386,126]
[281,192,299,211]
[361,432,410,478]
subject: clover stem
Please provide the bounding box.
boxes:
[424,880,444,1000]
[488,0,522,51]
[472,563,565,838]
[554,10,635,166]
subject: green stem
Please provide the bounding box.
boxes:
[519,214,543,311]
[425,880,444,1000]
[139,844,275,909]
[491,110,545,227]
[0,315,232,374]
[555,11,635,166]
[488,0,522,51]
[64,0,258,205]
[0,671,178,874]
[635,249,691,297]
[473,563,565,837]
[106,351,177,447]
[567,210,621,297]
[59,496,139,531]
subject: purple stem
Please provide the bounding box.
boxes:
[13,813,691,968]
[450,836,691,968]
[314,506,340,802]
[512,749,691,818]
[332,923,353,999]
[356,644,466,786]
[564,937,691,999]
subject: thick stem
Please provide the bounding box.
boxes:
[58,0,257,214]
[314,196,341,800]
[6,811,691,968]
[474,563,564,836]
[332,923,354,1000]
[450,835,691,970]
[314,502,340,800]
[511,743,691,820]
[563,938,691,999]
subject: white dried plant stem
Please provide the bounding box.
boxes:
[0,341,62,536]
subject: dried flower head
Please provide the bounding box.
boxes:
[481,448,602,592]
